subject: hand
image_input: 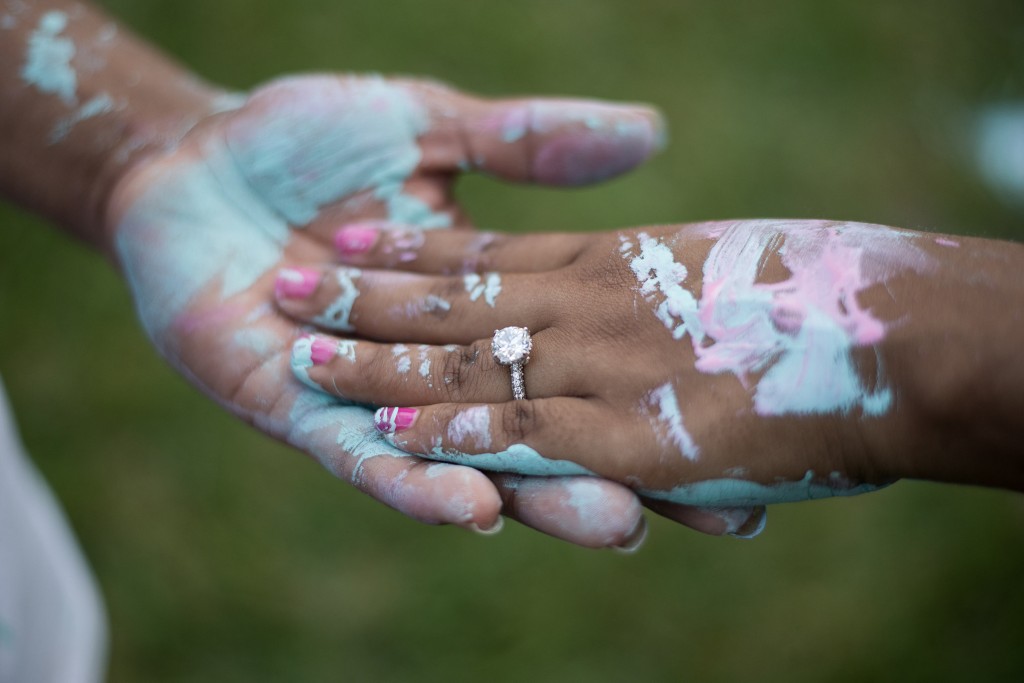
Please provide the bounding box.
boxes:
[106,74,674,548]
[273,218,971,515]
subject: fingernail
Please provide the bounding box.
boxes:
[728,507,768,540]
[613,516,648,554]
[334,223,381,257]
[374,407,418,434]
[310,337,337,365]
[701,506,756,536]
[468,516,504,536]
[275,267,320,299]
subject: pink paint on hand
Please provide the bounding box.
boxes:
[310,337,337,365]
[533,129,657,186]
[935,237,961,248]
[275,267,320,299]
[334,223,381,257]
[374,407,418,434]
[172,303,246,335]
[525,102,665,186]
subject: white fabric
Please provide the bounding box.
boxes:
[0,379,107,683]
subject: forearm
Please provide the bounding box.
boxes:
[873,233,1024,491]
[0,0,223,253]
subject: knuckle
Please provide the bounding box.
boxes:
[418,286,455,322]
[573,251,636,293]
[499,400,539,443]
[440,342,485,401]
[432,276,466,303]
[366,345,404,393]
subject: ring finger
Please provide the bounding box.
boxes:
[290,329,590,407]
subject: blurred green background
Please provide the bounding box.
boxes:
[2,0,1024,681]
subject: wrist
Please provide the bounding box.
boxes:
[92,80,228,258]
[872,236,1024,491]
[0,1,226,255]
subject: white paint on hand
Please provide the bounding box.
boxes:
[313,268,361,332]
[392,344,411,374]
[50,92,116,142]
[620,222,928,418]
[289,336,319,390]
[417,347,432,387]
[335,340,357,363]
[22,11,77,105]
[622,232,698,340]
[464,272,502,307]
[647,383,699,461]
[447,406,492,451]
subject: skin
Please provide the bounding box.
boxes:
[277,221,1024,507]
[1,0,771,549]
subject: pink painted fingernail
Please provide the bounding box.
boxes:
[334,224,381,257]
[310,337,337,365]
[275,267,320,299]
[374,407,418,434]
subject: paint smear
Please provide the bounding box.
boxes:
[313,269,361,332]
[392,344,411,374]
[622,221,928,417]
[640,470,886,506]
[417,346,432,386]
[464,272,502,307]
[50,92,115,142]
[447,406,492,451]
[232,327,279,358]
[407,442,595,478]
[647,383,700,461]
[22,11,77,105]
[225,77,451,229]
[624,232,697,340]
[289,336,321,390]
[335,340,357,363]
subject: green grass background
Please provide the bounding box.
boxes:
[2,0,1024,681]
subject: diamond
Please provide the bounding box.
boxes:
[491,326,532,365]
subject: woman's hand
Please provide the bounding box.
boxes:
[106,74,673,548]
[275,219,1024,514]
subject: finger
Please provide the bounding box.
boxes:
[489,473,648,551]
[282,389,504,530]
[330,222,588,274]
[374,398,657,485]
[273,265,553,344]
[289,333,586,406]
[642,500,768,539]
[405,80,668,186]
[286,383,654,548]
[297,187,466,254]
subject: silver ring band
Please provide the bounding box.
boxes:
[509,363,526,400]
[492,326,532,401]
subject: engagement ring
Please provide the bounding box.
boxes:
[491,326,532,400]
